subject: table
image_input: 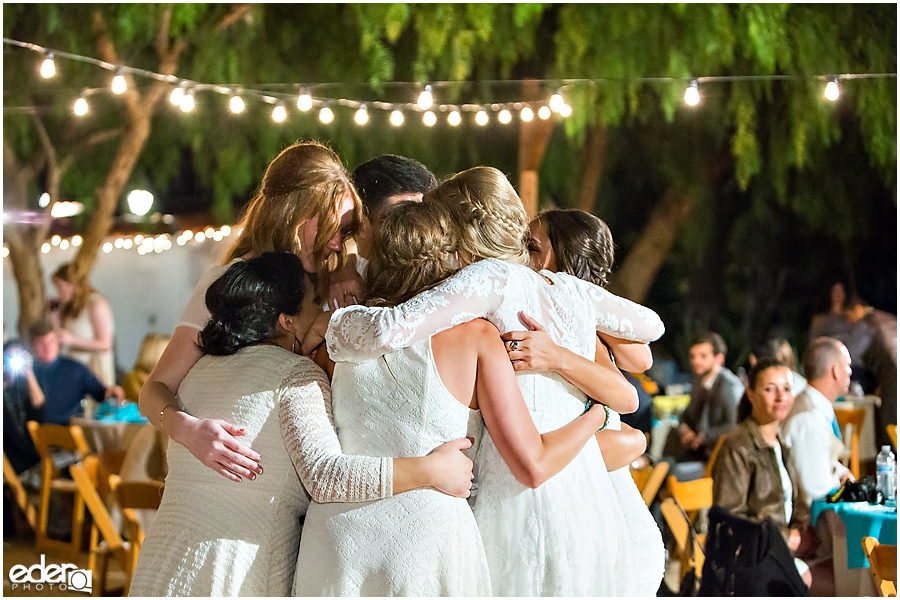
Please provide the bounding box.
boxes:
[649,394,691,458]
[811,498,897,596]
[71,417,145,456]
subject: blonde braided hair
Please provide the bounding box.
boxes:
[424,166,530,266]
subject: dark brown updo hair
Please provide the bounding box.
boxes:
[365,201,461,307]
[737,356,789,421]
[534,209,615,288]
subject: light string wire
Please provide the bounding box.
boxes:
[4,37,897,115]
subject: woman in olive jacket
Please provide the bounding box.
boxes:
[711,357,813,587]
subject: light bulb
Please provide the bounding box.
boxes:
[229,94,245,113]
[423,111,436,126]
[51,235,61,246]
[475,111,488,126]
[38,193,51,207]
[538,105,551,120]
[73,96,89,116]
[127,189,154,216]
[319,106,334,123]
[40,54,56,78]
[272,103,287,122]
[71,235,82,246]
[102,242,112,253]
[448,110,461,126]
[111,72,127,94]
[824,79,840,102]
[559,104,572,118]
[41,243,51,253]
[354,106,369,125]
[169,84,184,105]
[550,91,565,112]
[59,239,69,250]
[2,247,8,258]
[684,80,700,106]
[390,110,404,126]
[417,85,433,110]
[297,93,313,111]
[521,107,534,122]
[180,90,195,112]
[498,109,512,124]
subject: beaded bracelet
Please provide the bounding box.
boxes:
[583,400,610,433]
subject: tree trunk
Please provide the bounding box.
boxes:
[608,187,693,303]
[575,125,609,213]
[518,80,555,219]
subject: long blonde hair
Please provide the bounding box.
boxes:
[225,141,362,296]
[423,166,530,266]
[365,201,460,307]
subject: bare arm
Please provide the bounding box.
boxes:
[598,332,653,373]
[501,313,638,414]
[139,326,263,483]
[56,295,114,353]
[596,424,647,471]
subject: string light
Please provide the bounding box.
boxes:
[229,93,245,113]
[475,110,488,126]
[448,110,461,126]
[538,106,551,119]
[2,247,8,258]
[417,85,433,110]
[354,105,369,125]
[71,235,82,246]
[73,95,88,116]
[297,91,313,111]
[319,106,334,123]
[824,78,840,101]
[498,109,512,124]
[39,52,55,78]
[122,238,133,249]
[684,79,700,106]
[549,90,565,112]
[59,239,69,250]
[169,81,186,105]
[423,111,436,126]
[559,104,572,118]
[271,102,286,122]
[180,88,195,112]
[38,193,50,208]
[51,235,61,246]
[390,110,404,126]
[194,232,205,242]
[111,70,127,94]
[521,107,534,122]
[41,243,51,253]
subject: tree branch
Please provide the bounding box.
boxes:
[92,10,142,115]
[59,128,122,174]
[155,7,173,58]
[218,4,253,31]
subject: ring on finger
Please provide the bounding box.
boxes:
[509,340,519,351]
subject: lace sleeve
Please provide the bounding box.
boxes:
[278,361,392,503]
[326,259,508,363]
[566,274,665,343]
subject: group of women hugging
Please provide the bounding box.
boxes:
[130,141,667,597]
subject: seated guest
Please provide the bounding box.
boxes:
[28,317,123,425]
[781,337,853,503]
[712,357,813,587]
[122,333,171,402]
[750,337,807,398]
[664,332,744,467]
[3,341,42,473]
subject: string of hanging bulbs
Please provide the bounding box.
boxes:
[7,37,897,127]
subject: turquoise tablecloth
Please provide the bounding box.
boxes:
[811,496,898,568]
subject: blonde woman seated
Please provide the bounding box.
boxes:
[122,333,171,402]
[711,357,813,587]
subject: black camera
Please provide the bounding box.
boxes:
[826,476,884,504]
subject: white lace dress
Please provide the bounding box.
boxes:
[326,259,665,597]
[293,338,492,596]
[129,346,391,597]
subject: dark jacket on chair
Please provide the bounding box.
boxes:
[711,418,810,543]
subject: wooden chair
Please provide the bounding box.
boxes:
[888,424,897,450]
[26,420,91,558]
[661,497,705,581]
[835,406,866,479]
[70,456,130,597]
[3,452,38,532]
[666,475,714,521]
[704,436,727,478]
[630,461,669,507]
[861,536,897,597]
[108,474,164,593]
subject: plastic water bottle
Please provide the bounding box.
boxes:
[876,445,896,502]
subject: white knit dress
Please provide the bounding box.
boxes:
[129,346,391,597]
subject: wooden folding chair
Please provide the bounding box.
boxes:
[26,420,92,558]
[666,474,714,521]
[630,461,669,507]
[108,474,164,593]
[862,536,897,597]
[704,436,727,478]
[70,456,130,597]
[3,452,38,532]
[888,424,897,450]
[835,406,866,479]
[661,497,705,581]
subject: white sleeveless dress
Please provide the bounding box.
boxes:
[293,338,492,597]
[129,346,392,597]
[61,292,116,386]
[327,259,666,596]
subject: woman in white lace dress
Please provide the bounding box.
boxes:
[508,208,666,596]
[326,168,665,596]
[295,201,614,596]
[129,253,474,597]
